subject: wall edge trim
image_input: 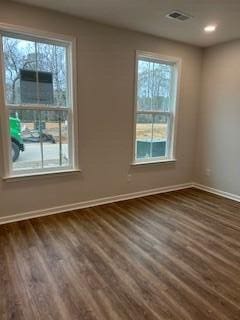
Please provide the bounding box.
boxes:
[0,182,193,225]
[193,183,240,202]
[2,182,240,226]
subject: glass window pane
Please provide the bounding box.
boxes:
[137,58,174,112]
[37,43,67,106]
[41,110,69,168]
[10,110,42,172]
[136,113,170,160]
[3,35,68,107]
[9,109,70,173]
[136,114,153,160]
[3,36,36,105]
[152,114,169,158]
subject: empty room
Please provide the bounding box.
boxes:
[0,0,240,319]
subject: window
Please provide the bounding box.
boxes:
[0,27,77,177]
[134,52,180,164]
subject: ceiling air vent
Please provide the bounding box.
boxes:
[166,11,192,21]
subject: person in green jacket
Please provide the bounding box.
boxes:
[9,117,24,162]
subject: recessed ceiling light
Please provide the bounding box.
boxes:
[204,25,217,33]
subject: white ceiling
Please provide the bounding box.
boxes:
[13,0,240,47]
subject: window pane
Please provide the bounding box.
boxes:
[3,36,68,107]
[137,58,174,112]
[37,43,67,106]
[136,113,170,160]
[3,37,36,105]
[136,114,153,160]
[42,111,69,168]
[10,110,42,171]
[9,109,70,172]
[152,114,169,158]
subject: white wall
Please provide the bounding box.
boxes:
[195,40,240,196]
[0,1,202,218]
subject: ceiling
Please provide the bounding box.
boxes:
[13,0,240,47]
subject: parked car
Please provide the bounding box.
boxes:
[9,117,24,162]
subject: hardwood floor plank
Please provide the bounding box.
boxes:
[93,205,239,320]
[111,202,240,307]
[0,188,239,319]
[70,212,186,320]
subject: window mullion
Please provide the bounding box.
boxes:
[7,104,69,111]
[136,110,171,116]
[35,41,40,105]
[67,108,74,169]
[0,34,12,176]
[167,113,174,158]
[39,111,44,169]
[150,114,154,158]
[59,111,62,166]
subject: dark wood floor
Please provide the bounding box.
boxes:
[1,188,240,320]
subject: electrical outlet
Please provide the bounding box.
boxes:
[127,174,132,182]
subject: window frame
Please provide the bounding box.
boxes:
[0,23,79,179]
[132,51,181,165]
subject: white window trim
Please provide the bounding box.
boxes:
[132,50,181,165]
[0,23,79,179]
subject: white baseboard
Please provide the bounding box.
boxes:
[193,183,240,203]
[0,182,194,225]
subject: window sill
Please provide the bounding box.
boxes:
[131,158,176,166]
[3,169,81,182]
